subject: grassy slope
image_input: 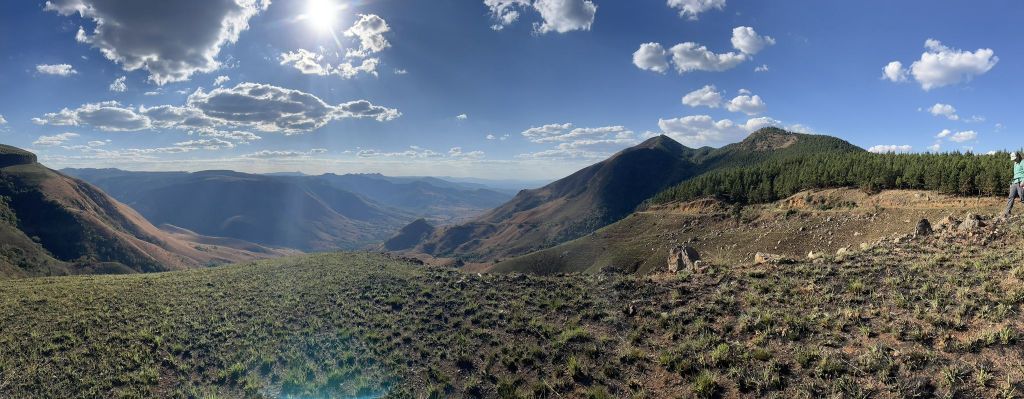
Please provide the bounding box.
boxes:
[493,188,1006,275]
[5,233,1024,397]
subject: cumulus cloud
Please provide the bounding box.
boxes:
[448,147,485,159]
[633,43,670,74]
[868,145,913,153]
[33,132,79,146]
[656,114,779,147]
[344,14,391,58]
[0,115,6,125]
[667,0,725,20]
[928,103,959,121]
[754,64,769,72]
[279,49,380,79]
[36,64,78,76]
[881,61,907,83]
[35,82,399,135]
[44,0,269,85]
[213,75,231,86]
[949,130,977,143]
[486,133,510,140]
[731,26,775,55]
[108,76,126,92]
[456,114,469,120]
[485,0,596,34]
[33,101,151,131]
[935,129,952,139]
[883,39,998,90]
[637,27,772,75]
[726,93,766,115]
[682,85,723,108]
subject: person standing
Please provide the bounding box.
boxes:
[1005,152,1024,217]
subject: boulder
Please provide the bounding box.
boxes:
[754,252,791,265]
[936,215,960,230]
[916,219,933,236]
[667,246,701,273]
[836,246,852,259]
[807,251,821,260]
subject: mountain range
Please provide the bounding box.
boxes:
[0,145,293,277]
[403,128,864,261]
[62,168,512,251]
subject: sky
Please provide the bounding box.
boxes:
[0,0,1020,180]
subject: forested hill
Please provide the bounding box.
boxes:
[649,151,1018,205]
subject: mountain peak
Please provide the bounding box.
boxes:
[740,127,801,151]
[634,134,687,153]
[0,145,37,168]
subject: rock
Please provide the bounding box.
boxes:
[958,213,985,231]
[836,246,852,258]
[916,219,933,236]
[755,252,791,265]
[936,215,960,230]
[807,251,821,260]
[667,246,701,273]
[859,242,871,251]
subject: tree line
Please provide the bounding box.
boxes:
[649,151,1020,205]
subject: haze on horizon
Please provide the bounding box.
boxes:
[0,0,1019,180]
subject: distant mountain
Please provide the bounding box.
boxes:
[408,128,864,260]
[0,145,291,278]
[382,218,435,251]
[62,169,512,251]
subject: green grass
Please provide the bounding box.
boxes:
[3,229,1024,397]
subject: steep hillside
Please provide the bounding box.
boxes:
[493,188,1005,274]
[382,218,435,251]
[0,145,290,277]
[411,128,863,261]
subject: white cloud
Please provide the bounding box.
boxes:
[33,132,79,146]
[213,75,231,86]
[243,149,328,158]
[486,133,510,140]
[189,128,261,144]
[726,93,766,115]
[881,61,907,83]
[456,114,469,120]
[485,0,596,34]
[36,64,78,76]
[45,0,269,85]
[949,130,977,143]
[109,76,127,92]
[393,69,408,75]
[666,0,725,20]
[0,115,6,125]
[519,123,639,159]
[656,114,780,147]
[884,39,998,90]
[868,144,913,153]
[35,82,399,135]
[632,43,670,74]
[669,42,746,73]
[730,26,775,55]
[33,101,151,131]
[682,85,723,108]
[279,49,380,79]
[187,83,400,133]
[927,143,941,152]
[928,103,959,121]
[935,129,952,139]
[448,147,485,159]
[343,14,391,58]
[754,64,769,72]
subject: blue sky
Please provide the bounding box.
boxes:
[0,0,1019,179]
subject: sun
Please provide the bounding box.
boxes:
[306,0,339,31]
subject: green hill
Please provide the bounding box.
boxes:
[5,232,1024,397]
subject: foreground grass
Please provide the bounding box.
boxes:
[3,233,1024,397]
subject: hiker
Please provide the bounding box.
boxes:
[1005,151,1024,217]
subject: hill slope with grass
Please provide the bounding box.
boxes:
[5,226,1024,397]
[0,145,291,277]
[409,128,863,261]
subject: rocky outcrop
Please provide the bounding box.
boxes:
[916,219,933,237]
[754,252,792,265]
[668,245,701,273]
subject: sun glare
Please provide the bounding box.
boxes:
[306,0,339,31]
